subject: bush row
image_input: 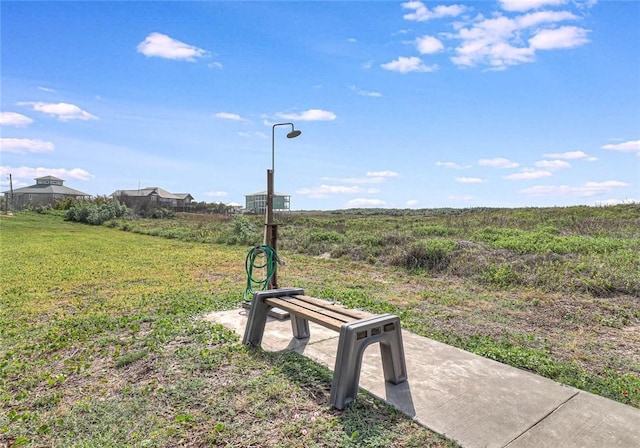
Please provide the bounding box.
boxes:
[65,200,129,225]
[100,207,640,297]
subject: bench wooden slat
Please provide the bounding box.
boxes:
[289,295,374,320]
[269,296,362,326]
[265,297,345,331]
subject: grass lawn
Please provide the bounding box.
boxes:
[111,206,640,408]
[1,213,454,447]
[2,206,639,446]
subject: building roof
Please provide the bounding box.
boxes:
[112,187,193,201]
[174,193,194,200]
[36,175,64,182]
[4,183,90,196]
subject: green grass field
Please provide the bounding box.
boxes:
[2,206,639,446]
[0,213,454,447]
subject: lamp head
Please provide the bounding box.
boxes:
[287,129,302,139]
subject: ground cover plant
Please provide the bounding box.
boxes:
[2,205,638,445]
[0,212,454,447]
[108,204,640,406]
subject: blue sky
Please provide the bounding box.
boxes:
[1,0,639,210]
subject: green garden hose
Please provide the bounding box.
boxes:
[243,245,280,301]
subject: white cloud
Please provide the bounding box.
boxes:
[450,10,587,70]
[456,177,486,183]
[478,157,519,168]
[529,26,590,50]
[416,35,445,54]
[575,0,598,10]
[436,161,472,169]
[602,140,640,154]
[345,198,388,208]
[381,56,438,73]
[321,171,398,186]
[0,138,54,154]
[504,169,552,180]
[18,102,97,121]
[137,32,209,62]
[520,180,629,197]
[37,86,56,93]
[499,0,567,12]
[215,112,247,122]
[237,131,267,139]
[0,166,93,181]
[205,191,228,197]
[296,184,365,198]
[0,112,33,127]
[348,37,357,43]
[402,2,469,22]
[406,199,419,207]
[516,11,578,28]
[367,170,399,178]
[534,160,571,170]
[451,16,534,69]
[392,0,591,72]
[349,86,382,97]
[543,150,597,161]
[208,61,223,69]
[275,109,336,121]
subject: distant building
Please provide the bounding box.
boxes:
[2,175,90,210]
[245,191,290,214]
[227,202,243,213]
[111,187,194,212]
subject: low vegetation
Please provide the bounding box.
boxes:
[1,205,638,446]
[0,212,453,447]
[65,199,128,225]
[114,205,640,297]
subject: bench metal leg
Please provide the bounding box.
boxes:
[242,288,305,347]
[330,314,408,410]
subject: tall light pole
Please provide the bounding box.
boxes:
[265,122,301,288]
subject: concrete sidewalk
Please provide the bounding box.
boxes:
[204,308,640,448]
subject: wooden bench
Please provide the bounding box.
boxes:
[242,288,408,409]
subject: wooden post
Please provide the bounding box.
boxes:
[265,169,278,288]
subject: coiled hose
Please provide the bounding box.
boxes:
[243,245,280,301]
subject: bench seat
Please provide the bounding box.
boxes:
[265,294,373,332]
[242,288,408,409]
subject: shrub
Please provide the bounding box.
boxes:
[65,200,128,225]
[53,197,78,210]
[390,239,455,272]
[414,224,458,237]
[216,215,262,246]
[308,230,345,243]
[474,226,629,254]
[352,233,386,247]
[480,264,520,288]
[146,207,175,219]
[382,231,414,246]
[34,205,52,214]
